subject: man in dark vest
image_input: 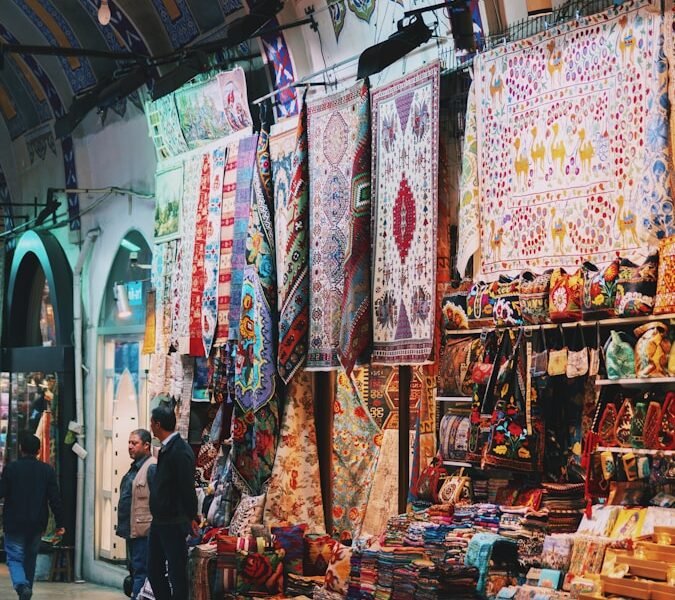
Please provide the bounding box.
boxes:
[117,429,156,599]
[147,404,197,600]
[0,431,64,600]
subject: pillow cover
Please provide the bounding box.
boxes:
[229,493,266,537]
[304,533,337,576]
[271,523,307,576]
[235,548,285,596]
[324,543,353,595]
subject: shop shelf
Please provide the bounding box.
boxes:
[595,447,675,456]
[442,460,473,468]
[601,575,651,599]
[436,396,473,403]
[595,377,675,387]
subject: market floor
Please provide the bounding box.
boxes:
[0,564,122,599]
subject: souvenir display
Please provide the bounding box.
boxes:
[654,235,675,314]
[549,268,583,323]
[441,280,473,331]
[520,270,552,325]
[490,275,523,327]
[634,322,672,378]
[615,254,659,317]
[582,259,620,320]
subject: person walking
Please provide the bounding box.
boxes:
[147,404,197,600]
[0,431,64,600]
[117,429,156,599]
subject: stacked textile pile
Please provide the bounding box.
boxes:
[286,573,323,596]
[455,503,501,532]
[443,527,474,565]
[425,503,454,524]
[541,483,585,533]
[346,548,379,600]
[188,543,217,600]
[472,479,488,502]
[414,561,480,599]
[374,548,425,599]
[498,507,547,568]
[390,562,419,600]
[383,514,415,546]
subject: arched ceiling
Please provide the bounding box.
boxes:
[0,0,250,140]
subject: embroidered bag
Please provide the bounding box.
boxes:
[614,398,635,448]
[235,548,285,596]
[410,457,446,503]
[520,270,552,325]
[467,281,494,328]
[490,275,523,327]
[634,322,672,378]
[658,392,675,451]
[439,413,471,461]
[582,258,620,320]
[438,468,472,504]
[643,401,663,450]
[438,337,481,397]
[549,268,583,323]
[588,324,601,377]
[615,254,659,317]
[566,325,589,379]
[597,402,619,447]
[654,235,675,314]
[547,326,568,377]
[603,330,636,379]
[531,327,549,378]
[484,330,544,472]
[441,279,473,332]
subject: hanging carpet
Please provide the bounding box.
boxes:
[371,63,439,365]
[459,0,673,278]
[307,82,370,370]
[144,93,189,159]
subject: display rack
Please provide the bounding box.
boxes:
[443,459,472,468]
[596,447,675,456]
[595,377,675,387]
[436,396,472,403]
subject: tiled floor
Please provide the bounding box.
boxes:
[0,564,122,599]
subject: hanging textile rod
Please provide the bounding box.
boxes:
[252,52,361,105]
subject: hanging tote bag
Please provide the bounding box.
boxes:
[438,336,482,397]
[588,323,601,377]
[658,392,675,451]
[643,401,663,450]
[654,235,675,315]
[615,254,659,317]
[547,326,568,376]
[483,330,544,472]
[440,279,473,332]
[520,270,552,325]
[603,331,636,379]
[467,281,495,328]
[633,322,672,378]
[490,275,523,327]
[410,458,447,504]
[566,324,589,379]
[582,258,621,320]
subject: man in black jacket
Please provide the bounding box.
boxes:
[147,404,197,600]
[0,431,64,600]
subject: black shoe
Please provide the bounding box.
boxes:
[16,584,32,600]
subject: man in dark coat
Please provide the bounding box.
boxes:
[0,431,64,600]
[147,404,197,600]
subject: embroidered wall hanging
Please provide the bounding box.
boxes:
[214,141,239,347]
[154,165,183,242]
[264,370,326,533]
[307,82,370,370]
[339,82,372,375]
[271,112,310,383]
[202,146,227,357]
[459,1,673,278]
[229,135,258,342]
[144,94,189,160]
[371,63,439,364]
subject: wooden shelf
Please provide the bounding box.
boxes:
[445,312,675,336]
[436,396,472,403]
[596,447,675,456]
[596,377,675,387]
[443,460,473,468]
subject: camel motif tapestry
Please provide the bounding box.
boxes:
[306,83,369,370]
[371,63,439,364]
[458,0,673,278]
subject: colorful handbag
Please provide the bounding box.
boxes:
[520,270,552,325]
[441,279,473,332]
[643,401,663,449]
[549,267,583,323]
[438,337,481,397]
[614,398,635,448]
[439,413,471,460]
[438,468,472,504]
[603,330,636,379]
[483,330,544,472]
[615,254,659,317]
[582,258,620,320]
[547,326,568,377]
[588,324,601,377]
[411,458,447,503]
[597,402,619,447]
[490,275,523,327]
[633,322,672,378]
[658,392,675,451]
[467,281,494,328]
[566,324,589,379]
[654,235,675,315]
[531,327,549,378]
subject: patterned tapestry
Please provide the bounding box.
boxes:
[329,0,346,40]
[176,153,203,354]
[271,113,310,383]
[332,368,380,542]
[232,126,281,495]
[263,370,325,533]
[348,0,375,22]
[229,135,258,341]
[459,1,673,278]
[371,63,440,364]
[144,94,189,160]
[188,153,212,357]
[307,82,369,370]
[214,141,239,347]
[668,6,675,187]
[339,82,372,375]
[174,68,252,149]
[202,147,227,357]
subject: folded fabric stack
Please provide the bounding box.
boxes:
[487,478,512,503]
[472,479,488,502]
[374,548,425,600]
[402,521,432,547]
[390,563,419,600]
[188,543,217,600]
[472,504,501,532]
[285,573,323,597]
[312,585,344,600]
[383,514,414,547]
[541,483,585,533]
[443,527,474,565]
[346,550,363,600]
[426,503,454,524]
[413,561,480,600]
[358,548,380,599]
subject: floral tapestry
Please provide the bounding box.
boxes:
[307,82,369,370]
[459,0,673,278]
[371,63,439,365]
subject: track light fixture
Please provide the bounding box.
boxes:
[113,282,132,319]
[357,15,432,80]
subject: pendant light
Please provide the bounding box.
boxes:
[98,0,111,26]
[114,283,132,319]
[526,0,552,16]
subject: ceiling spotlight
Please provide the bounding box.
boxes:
[114,282,132,319]
[98,0,111,26]
[357,15,432,80]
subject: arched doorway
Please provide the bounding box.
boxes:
[1,230,76,544]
